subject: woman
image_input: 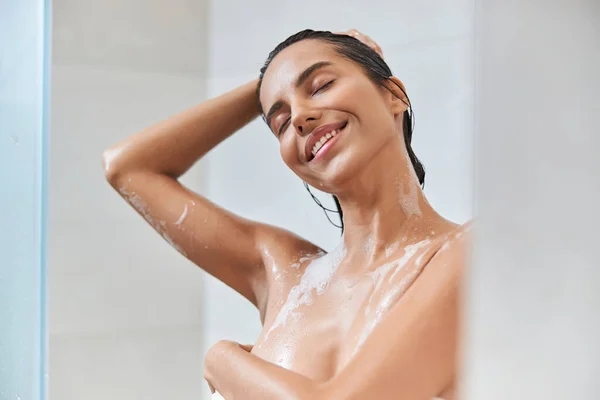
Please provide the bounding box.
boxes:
[103,29,469,400]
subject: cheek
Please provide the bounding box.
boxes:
[279,135,299,168]
[334,81,387,123]
[279,135,314,181]
[355,91,394,129]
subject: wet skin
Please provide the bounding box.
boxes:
[104,32,467,400]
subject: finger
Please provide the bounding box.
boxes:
[371,42,383,56]
[362,35,379,49]
[239,343,254,352]
[345,29,360,38]
[365,38,383,56]
[334,28,356,35]
[336,30,383,56]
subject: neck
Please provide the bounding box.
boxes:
[336,140,455,265]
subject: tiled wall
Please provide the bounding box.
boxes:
[49,1,476,399]
[49,0,209,398]
[37,1,600,398]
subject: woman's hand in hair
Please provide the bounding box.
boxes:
[336,29,384,58]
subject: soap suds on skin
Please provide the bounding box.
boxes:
[353,230,465,357]
[415,248,429,266]
[290,249,326,270]
[397,179,422,217]
[387,239,430,282]
[384,241,400,258]
[354,239,431,356]
[362,236,378,255]
[396,154,424,217]
[353,263,424,357]
[263,248,284,283]
[263,244,346,341]
[363,239,430,315]
[175,203,189,226]
[119,187,187,257]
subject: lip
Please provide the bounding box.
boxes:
[305,120,348,162]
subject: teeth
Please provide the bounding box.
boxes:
[311,129,340,157]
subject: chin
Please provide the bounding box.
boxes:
[309,153,367,193]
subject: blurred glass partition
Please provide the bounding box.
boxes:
[464,1,600,399]
[0,0,51,399]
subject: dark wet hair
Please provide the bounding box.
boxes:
[257,29,425,232]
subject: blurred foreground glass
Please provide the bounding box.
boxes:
[0,0,51,398]
[463,1,600,399]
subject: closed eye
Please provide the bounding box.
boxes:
[313,80,335,96]
[277,80,335,136]
[278,117,291,136]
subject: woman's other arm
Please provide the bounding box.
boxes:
[103,80,317,311]
[204,230,468,400]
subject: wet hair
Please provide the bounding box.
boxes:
[257,29,425,232]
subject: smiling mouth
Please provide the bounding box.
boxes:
[309,121,348,161]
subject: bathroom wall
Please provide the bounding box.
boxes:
[35,0,600,398]
[48,0,210,398]
[47,1,475,399]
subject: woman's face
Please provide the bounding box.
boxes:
[259,40,406,193]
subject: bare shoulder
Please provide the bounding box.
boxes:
[322,222,474,400]
[433,221,473,268]
[419,220,474,293]
[252,223,326,314]
[255,223,326,268]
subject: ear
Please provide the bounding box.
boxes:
[383,76,409,116]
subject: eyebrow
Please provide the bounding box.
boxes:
[265,61,333,129]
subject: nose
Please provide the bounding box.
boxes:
[291,104,322,136]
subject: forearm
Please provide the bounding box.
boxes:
[205,342,322,400]
[103,79,260,182]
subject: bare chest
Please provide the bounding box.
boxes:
[252,245,433,382]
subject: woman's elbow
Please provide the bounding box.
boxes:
[102,146,126,186]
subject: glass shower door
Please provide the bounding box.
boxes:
[0,0,51,399]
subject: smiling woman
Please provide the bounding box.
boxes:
[305,120,345,161]
[103,29,467,400]
[257,30,426,235]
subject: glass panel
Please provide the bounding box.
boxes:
[464,1,600,399]
[0,0,51,398]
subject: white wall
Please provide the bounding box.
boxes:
[49,0,210,399]
[463,1,600,399]
[203,1,474,398]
